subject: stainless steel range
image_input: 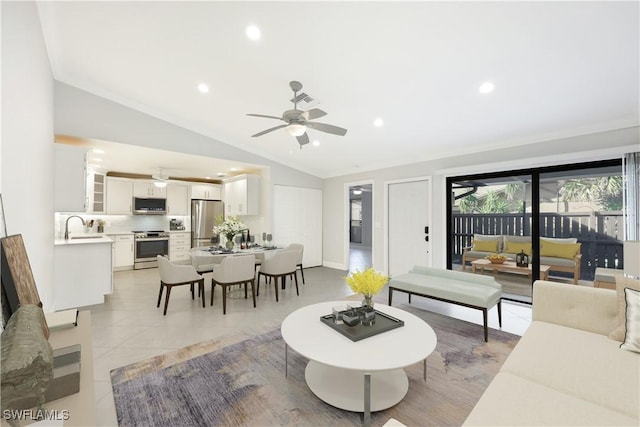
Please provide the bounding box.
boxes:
[133,230,169,269]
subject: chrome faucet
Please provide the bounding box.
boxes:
[64,215,86,240]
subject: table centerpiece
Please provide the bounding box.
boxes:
[345,267,389,310]
[213,216,246,250]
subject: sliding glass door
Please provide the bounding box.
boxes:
[447,159,623,304]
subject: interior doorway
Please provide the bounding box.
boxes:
[348,183,373,272]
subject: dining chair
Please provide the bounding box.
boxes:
[257,250,299,302]
[287,243,305,284]
[210,254,256,314]
[156,255,205,315]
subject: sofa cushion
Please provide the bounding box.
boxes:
[473,234,502,252]
[609,276,640,342]
[463,371,638,426]
[472,239,499,253]
[540,240,580,259]
[620,287,640,353]
[503,241,532,255]
[500,321,639,420]
[539,256,576,268]
[541,236,578,244]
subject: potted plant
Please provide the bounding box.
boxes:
[212,216,246,250]
[345,267,389,310]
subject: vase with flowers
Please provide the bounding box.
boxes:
[212,216,246,250]
[345,267,389,310]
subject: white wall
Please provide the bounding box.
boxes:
[1,2,56,309]
[323,127,640,271]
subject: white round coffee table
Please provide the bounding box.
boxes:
[281,301,437,422]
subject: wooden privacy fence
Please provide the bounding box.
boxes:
[452,211,624,281]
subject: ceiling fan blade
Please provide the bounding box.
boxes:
[305,109,327,120]
[296,132,310,146]
[247,113,283,121]
[251,124,287,137]
[305,121,348,136]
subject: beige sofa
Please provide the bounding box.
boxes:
[462,234,582,284]
[464,281,639,426]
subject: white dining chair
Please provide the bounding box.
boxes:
[210,254,256,314]
[156,255,205,315]
[257,250,299,302]
[287,243,305,284]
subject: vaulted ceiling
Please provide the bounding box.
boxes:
[38,1,639,178]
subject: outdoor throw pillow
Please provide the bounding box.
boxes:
[472,239,498,252]
[609,276,640,342]
[540,240,580,259]
[504,241,532,255]
[620,287,640,353]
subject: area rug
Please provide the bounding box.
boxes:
[111,304,519,426]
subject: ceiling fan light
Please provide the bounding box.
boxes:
[287,124,306,137]
[154,180,167,188]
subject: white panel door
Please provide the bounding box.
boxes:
[274,185,322,267]
[388,179,431,276]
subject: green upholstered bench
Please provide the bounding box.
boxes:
[388,266,502,341]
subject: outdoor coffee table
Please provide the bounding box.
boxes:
[471,259,551,280]
[281,301,437,425]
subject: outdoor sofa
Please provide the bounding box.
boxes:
[464,279,639,426]
[462,234,582,284]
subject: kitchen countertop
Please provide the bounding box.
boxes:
[54,235,114,246]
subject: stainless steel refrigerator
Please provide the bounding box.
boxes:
[191,199,224,248]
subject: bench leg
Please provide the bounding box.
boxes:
[497,300,502,328]
[388,288,393,306]
[482,308,488,342]
[408,293,412,304]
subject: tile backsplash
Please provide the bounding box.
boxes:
[55,213,190,237]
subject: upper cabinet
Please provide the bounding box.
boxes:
[54,145,88,212]
[167,183,189,215]
[106,177,133,214]
[191,183,222,200]
[223,174,260,216]
[86,171,106,214]
[133,181,166,198]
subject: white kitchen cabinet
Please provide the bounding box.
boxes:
[86,171,106,213]
[109,234,134,271]
[190,183,222,200]
[106,177,133,214]
[54,144,88,212]
[223,174,260,216]
[134,181,166,198]
[170,232,191,262]
[167,183,189,215]
[54,238,113,310]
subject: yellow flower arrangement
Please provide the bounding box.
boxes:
[345,268,389,300]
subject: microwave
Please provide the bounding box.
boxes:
[133,197,167,215]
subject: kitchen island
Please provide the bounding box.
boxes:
[54,235,113,310]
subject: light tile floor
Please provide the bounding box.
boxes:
[89,265,532,425]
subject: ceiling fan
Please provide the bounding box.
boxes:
[152,168,169,188]
[247,81,347,147]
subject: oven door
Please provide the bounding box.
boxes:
[134,238,169,269]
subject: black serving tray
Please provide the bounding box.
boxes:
[320,309,405,342]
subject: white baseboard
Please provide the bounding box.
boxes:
[322,261,347,270]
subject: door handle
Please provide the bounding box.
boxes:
[424,226,429,234]
[425,236,429,242]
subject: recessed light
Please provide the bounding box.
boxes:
[312,140,320,147]
[246,25,261,41]
[205,176,212,179]
[92,148,104,154]
[478,81,495,94]
[197,83,209,94]
[230,167,239,172]
[216,173,226,177]
[93,158,103,162]
[373,118,384,127]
